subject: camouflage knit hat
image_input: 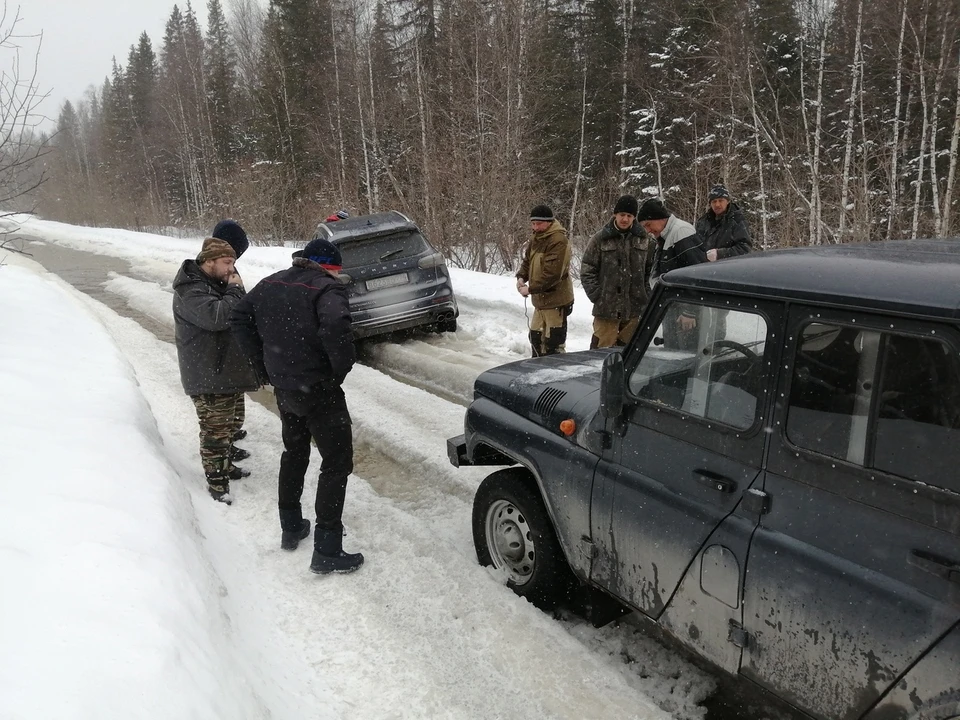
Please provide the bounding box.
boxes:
[196,237,237,264]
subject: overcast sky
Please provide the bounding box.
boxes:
[19,0,209,128]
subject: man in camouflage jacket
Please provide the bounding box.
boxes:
[581,194,654,348]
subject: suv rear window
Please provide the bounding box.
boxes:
[338,231,430,268]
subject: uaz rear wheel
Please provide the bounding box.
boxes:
[472,468,573,610]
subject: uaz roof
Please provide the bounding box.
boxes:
[662,239,960,319]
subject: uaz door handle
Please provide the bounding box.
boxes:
[909,550,960,585]
[693,468,737,494]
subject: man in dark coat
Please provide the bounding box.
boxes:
[516,204,575,357]
[581,194,653,348]
[173,237,260,504]
[211,219,252,452]
[695,184,752,262]
[229,238,364,575]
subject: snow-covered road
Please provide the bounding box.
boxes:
[0,217,726,719]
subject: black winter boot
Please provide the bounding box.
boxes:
[230,446,251,462]
[310,527,363,575]
[229,465,251,480]
[232,428,247,442]
[281,519,311,550]
[207,474,232,505]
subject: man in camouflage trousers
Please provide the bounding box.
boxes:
[173,237,260,504]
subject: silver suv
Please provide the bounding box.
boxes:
[312,211,458,339]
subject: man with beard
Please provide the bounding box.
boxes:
[581,194,653,348]
[695,184,752,262]
[173,237,259,504]
[516,204,575,356]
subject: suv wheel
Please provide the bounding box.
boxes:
[472,468,573,610]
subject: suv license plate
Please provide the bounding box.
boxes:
[366,273,409,291]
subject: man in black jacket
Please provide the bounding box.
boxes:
[229,238,364,575]
[581,194,653,348]
[173,237,260,504]
[211,219,254,451]
[695,184,752,262]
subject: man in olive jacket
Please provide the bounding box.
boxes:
[581,194,654,348]
[695,184,752,262]
[173,237,259,504]
[516,204,575,356]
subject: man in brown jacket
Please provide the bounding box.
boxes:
[516,204,575,356]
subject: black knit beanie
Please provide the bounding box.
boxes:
[708,184,731,201]
[613,194,639,216]
[212,219,249,258]
[529,204,554,222]
[635,198,671,222]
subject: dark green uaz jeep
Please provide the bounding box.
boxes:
[448,240,960,720]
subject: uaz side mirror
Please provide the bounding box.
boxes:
[599,351,625,419]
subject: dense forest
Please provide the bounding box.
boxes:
[38,0,960,270]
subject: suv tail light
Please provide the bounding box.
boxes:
[418,252,446,269]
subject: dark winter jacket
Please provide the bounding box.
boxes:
[516,219,575,310]
[649,215,708,286]
[228,258,356,393]
[172,259,259,396]
[581,219,654,320]
[695,203,752,259]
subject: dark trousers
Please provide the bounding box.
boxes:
[275,385,353,536]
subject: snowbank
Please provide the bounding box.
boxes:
[0,264,311,719]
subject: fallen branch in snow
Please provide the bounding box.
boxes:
[0,235,32,257]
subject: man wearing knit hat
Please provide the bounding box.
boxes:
[695,184,752,262]
[516,204,575,357]
[636,197,707,283]
[211,219,252,451]
[581,194,654,348]
[230,237,364,574]
[173,237,260,504]
[636,197,707,349]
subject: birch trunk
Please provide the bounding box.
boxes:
[746,59,769,248]
[811,11,830,244]
[837,0,863,242]
[570,66,588,241]
[331,13,346,200]
[911,22,931,240]
[941,43,960,234]
[618,0,634,176]
[928,20,951,235]
[365,37,381,211]
[415,39,431,224]
[887,2,907,240]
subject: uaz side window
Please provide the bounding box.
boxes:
[628,300,768,431]
[786,322,960,493]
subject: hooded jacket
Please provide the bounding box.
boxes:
[649,215,708,286]
[695,203,752,259]
[581,219,653,319]
[516,219,575,310]
[229,258,356,393]
[172,259,259,396]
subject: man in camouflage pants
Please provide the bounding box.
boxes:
[173,237,260,504]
